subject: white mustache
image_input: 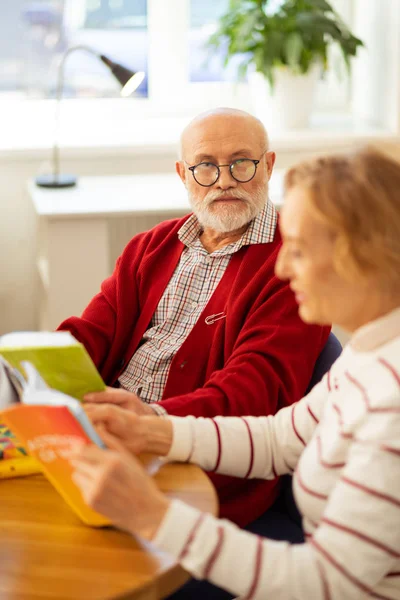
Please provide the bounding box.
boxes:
[204,189,250,206]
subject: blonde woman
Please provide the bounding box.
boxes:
[71,144,400,600]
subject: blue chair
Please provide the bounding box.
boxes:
[282,331,342,527]
[305,331,342,394]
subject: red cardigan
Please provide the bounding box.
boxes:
[58,216,330,526]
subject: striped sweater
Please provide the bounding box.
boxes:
[153,308,400,600]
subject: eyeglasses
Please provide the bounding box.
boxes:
[185,157,261,187]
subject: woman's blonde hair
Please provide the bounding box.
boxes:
[284,143,400,289]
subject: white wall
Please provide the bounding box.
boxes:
[0,148,175,334]
[0,133,392,344]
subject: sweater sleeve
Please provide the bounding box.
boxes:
[166,377,328,478]
[160,279,330,419]
[154,404,400,599]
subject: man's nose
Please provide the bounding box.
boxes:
[216,166,237,189]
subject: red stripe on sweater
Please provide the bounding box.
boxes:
[178,513,205,560]
[307,404,319,424]
[316,436,345,469]
[202,527,225,579]
[316,559,332,600]
[241,418,254,478]
[291,404,306,446]
[211,419,222,472]
[345,369,400,414]
[332,404,354,439]
[381,445,400,457]
[341,476,400,508]
[322,517,400,557]
[378,357,400,388]
[332,403,344,425]
[242,536,263,600]
[296,469,328,500]
[371,407,400,413]
[327,370,332,392]
[312,539,396,600]
[345,370,370,409]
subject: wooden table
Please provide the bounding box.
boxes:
[0,460,218,600]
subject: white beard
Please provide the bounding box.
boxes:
[188,183,269,233]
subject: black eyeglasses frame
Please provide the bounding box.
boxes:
[187,158,261,187]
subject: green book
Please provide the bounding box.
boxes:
[0,331,105,401]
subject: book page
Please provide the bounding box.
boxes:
[0,331,77,349]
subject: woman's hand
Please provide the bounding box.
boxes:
[71,429,170,540]
[84,403,173,456]
[84,387,155,416]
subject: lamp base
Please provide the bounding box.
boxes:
[35,174,77,188]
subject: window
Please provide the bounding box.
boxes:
[189,0,238,83]
[0,0,398,138]
[0,0,148,98]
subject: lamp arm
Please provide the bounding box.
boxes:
[53,45,101,179]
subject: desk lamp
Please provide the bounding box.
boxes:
[36,45,145,189]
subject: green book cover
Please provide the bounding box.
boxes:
[0,331,105,401]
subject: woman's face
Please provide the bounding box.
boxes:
[276,185,375,332]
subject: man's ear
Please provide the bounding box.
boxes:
[265,151,276,180]
[176,161,186,185]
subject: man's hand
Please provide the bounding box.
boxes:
[84,403,173,456]
[71,430,170,540]
[84,387,155,416]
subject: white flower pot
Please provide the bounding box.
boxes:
[248,64,320,130]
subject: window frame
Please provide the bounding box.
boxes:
[1,0,399,154]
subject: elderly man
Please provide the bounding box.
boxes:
[58,107,329,528]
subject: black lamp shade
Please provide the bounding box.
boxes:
[100,55,137,88]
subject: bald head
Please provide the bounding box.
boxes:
[179,107,269,160]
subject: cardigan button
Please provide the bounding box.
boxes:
[180,360,188,369]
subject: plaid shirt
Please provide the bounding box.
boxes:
[118,201,277,403]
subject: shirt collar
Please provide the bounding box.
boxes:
[178,199,278,251]
[350,305,400,351]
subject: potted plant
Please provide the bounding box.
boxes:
[208,0,364,129]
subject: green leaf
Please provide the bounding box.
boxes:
[206,0,365,82]
[284,32,303,68]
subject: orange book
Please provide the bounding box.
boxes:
[1,363,110,527]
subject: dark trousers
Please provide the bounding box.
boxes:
[166,478,303,600]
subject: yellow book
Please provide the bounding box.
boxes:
[0,331,105,401]
[1,369,110,527]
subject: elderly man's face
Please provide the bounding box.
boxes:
[177,115,275,233]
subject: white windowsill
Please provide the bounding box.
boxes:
[0,98,396,160]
